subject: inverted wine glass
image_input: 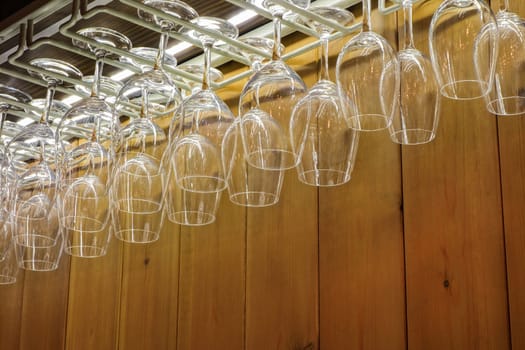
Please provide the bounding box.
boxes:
[290,6,359,186]
[165,16,237,225]
[481,0,525,115]
[9,58,81,270]
[389,0,440,144]
[56,27,131,257]
[336,0,399,131]
[239,0,309,171]
[116,0,194,130]
[429,0,498,99]
[112,2,192,239]
[0,85,31,283]
[0,85,32,212]
[222,37,285,206]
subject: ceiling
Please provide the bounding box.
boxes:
[0,0,359,128]
[0,1,34,21]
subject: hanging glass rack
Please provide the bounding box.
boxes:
[0,0,417,125]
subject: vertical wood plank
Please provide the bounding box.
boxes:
[403,2,510,348]
[319,130,405,350]
[173,80,246,350]
[244,45,319,350]
[65,239,122,350]
[492,1,525,348]
[246,175,318,350]
[498,117,525,350]
[176,198,245,350]
[498,118,525,350]
[19,257,71,350]
[117,222,181,350]
[0,271,24,349]
[319,5,406,349]
[403,99,510,350]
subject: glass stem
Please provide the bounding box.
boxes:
[0,107,7,138]
[155,26,171,70]
[362,0,372,32]
[319,35,330,81]
[272,13,283,60]
[141,86,149,119]
[91,50,105,97]
[201,42,212,91]
[251,58,262,73]
[40,80,57,124]
[403,1,415,49]
[501,0,509,11]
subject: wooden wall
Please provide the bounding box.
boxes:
[1,0,524,349]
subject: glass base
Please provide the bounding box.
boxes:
[440,80,490,100]
[348,114,390,132]
[487,96,525,116]
[0,275,16,284]
[177,176,227,193]
[390,129,436,145]
[64,245,107,258]
[115,229,160,244]
[245,149,297,171]
[297,169,351,187]
[229,191,279,207]
[18,260,59,271]
[171,211,216,226]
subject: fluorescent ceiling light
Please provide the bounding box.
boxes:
[166,41,192,56]
[62,95,82,105]
[110,69,134,82]
[228,10,258,26]
[17,117,35,126]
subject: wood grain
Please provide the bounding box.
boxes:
[65,238,122,350]
[403,98,510,350]
[19,257,71,350]
[176,197,246,350]
[0,271,24,350]
[492,1,525,349]
[245,174,318,350]
[497,116,525,350]
[117,221,181,350]
[402,2,510,349]
[319,128,406,350]
[319,5,406,349]
[242,38,319,350]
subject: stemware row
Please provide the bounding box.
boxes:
[0,0,523,284]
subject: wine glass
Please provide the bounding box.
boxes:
[481,0,525,115]
[165,16,237,225]
[56,27,131,257]
[9,58,82,270]
[111,2,193,240]
[239,0,309,171]
[116,0,196,129]
[389,0,440,145]
[222,37,285,206]
[0,85,32,283]
[429,0,498,100]
[336,0,399,131]
[290,6,359,187]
